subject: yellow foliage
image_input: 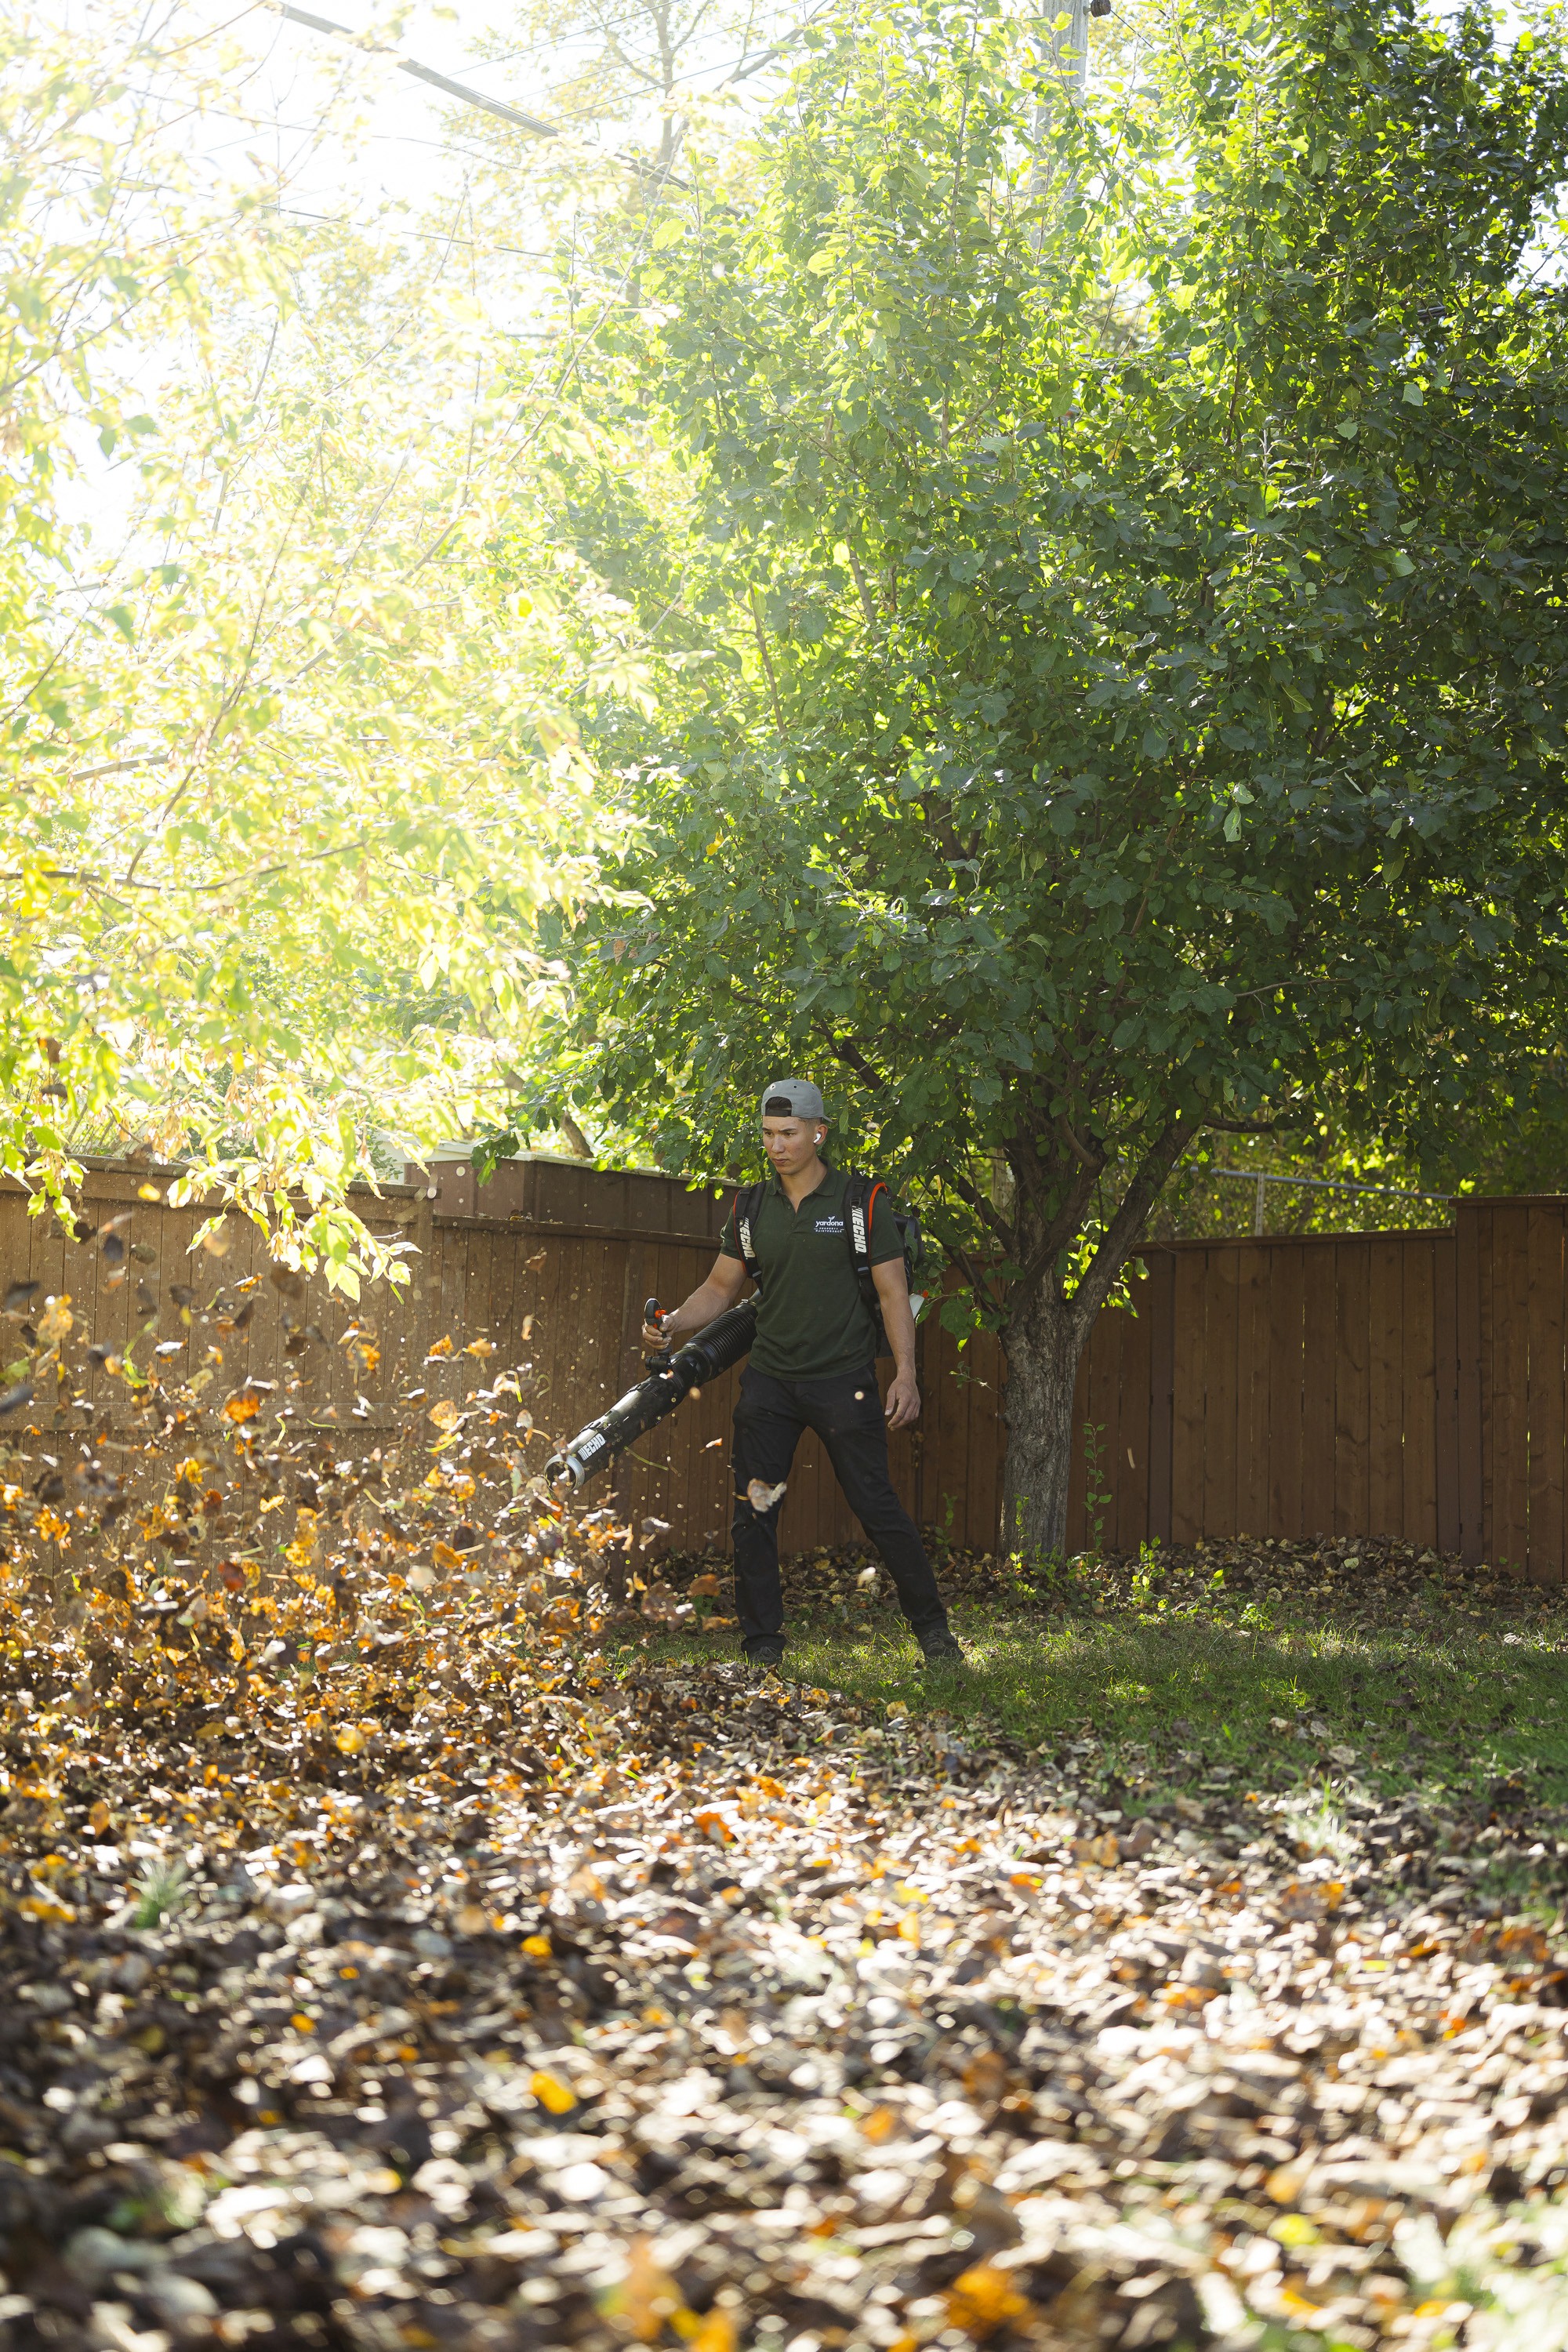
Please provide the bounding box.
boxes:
[18,1893,74,1924]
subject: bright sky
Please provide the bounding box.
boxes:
[210,0,782,227]
[200,0,561,233]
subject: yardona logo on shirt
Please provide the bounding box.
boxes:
[814,1214,845,1235]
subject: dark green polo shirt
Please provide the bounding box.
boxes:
[719,1163,902,1381]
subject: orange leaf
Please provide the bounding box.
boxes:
[682,2313,735,2352]
[944,2265,1032,2339]
[530,2069,576,2115]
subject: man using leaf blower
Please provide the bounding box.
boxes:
[640,1081,964,1675]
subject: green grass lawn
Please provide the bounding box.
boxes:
[783,1603,1566,1797]
[642,1566,1568,1820]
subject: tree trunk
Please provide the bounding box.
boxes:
[1000,1281,1090,1562]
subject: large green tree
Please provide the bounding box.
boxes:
[511,0,1568,1552]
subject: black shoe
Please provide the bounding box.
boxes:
[919,1632,966,1666]
[745,1642,786,1671]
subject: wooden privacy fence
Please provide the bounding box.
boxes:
[0,1155,1006,1559]
[1071,1200,1568,1582]
[3,1159,1566,1577]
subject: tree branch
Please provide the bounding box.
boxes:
[815,1025,891,1096]
[1056,1112,1105,1172]
[816,1022,1018,1256]
[1018,1158,1103,1289]
[845,545,881,638]
[1069,1116,1198,1341]
[942,1163,1018,1260]
[748,587,786,734]
[942,1235,993,1305]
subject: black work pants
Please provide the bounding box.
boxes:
[730,1364,950,1653]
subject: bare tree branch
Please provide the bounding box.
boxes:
[1069,1116,1198,1340]
[747,587,786,734]
[1056,1112,1104,1173]
[817,1023,1020,1258]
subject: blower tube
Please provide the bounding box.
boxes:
[546,1296,757,1489]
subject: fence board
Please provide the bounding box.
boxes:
[1491,1206,1531,1577]
[1526,1207,1565,1586]
[1115,1279,1152,1549]
[1301,1244,1336,1538]
[1367,1238,1403,1538]
[1236,1244,1271,1538]
[1146,1252,1175,1544]
[1402,1240,1437,1551]
[1171,1250,1208,1544]
[1334,1243,1370,1537]
[1266,1243,1304,1540]
[935,1328,981,1551]
[1457,1207,1484,1562]
[1434,1233,1460,1556]
[1203,1251,1240,1535]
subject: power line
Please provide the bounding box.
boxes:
[1212,1164,1452,1240]
[271,1,561,137]
[266,2,692,186]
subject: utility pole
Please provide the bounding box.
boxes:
[1049,0,1093,100]
[1031,0,1101,224]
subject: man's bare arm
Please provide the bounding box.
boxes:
[873,1259,921,1431]
[640,1254,750,1352]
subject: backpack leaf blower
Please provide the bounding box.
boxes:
[545,1295,757,1489]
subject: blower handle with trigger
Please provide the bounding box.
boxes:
[643,1296,672,1367]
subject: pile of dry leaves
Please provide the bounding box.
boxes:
[0,1246,1565,2348]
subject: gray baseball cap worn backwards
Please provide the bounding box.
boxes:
[760,1078,826,1121]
